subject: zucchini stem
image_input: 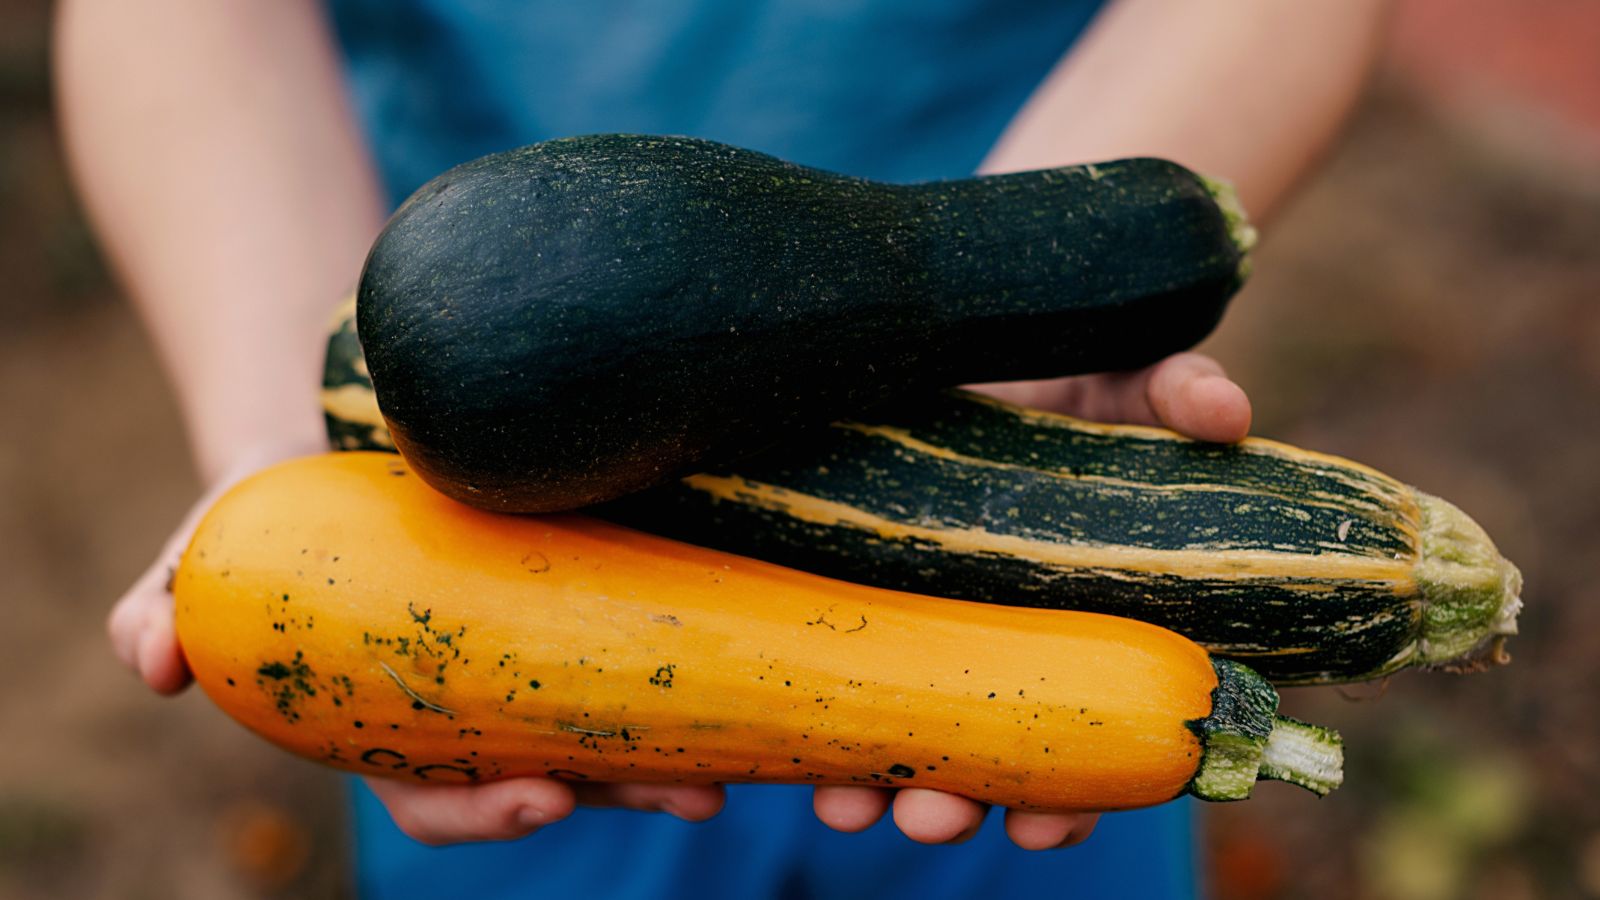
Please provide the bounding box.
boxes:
[1259,716,1344,796]
[1186,659,1345,801]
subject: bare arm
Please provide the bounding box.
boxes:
[972,0,1388,426]
[820,0,1390,849]
[982,0,1390,222]
[56,0,737,844]
[56,0,385,482]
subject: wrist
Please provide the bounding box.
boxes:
[198,429,326,490]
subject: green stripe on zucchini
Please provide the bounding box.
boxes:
[324,305,1521,685]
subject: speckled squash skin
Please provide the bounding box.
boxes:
[358,135,1249,513]
[175,453,1301,811]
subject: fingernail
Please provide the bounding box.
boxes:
[516,806,549,830]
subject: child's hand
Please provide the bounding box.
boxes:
[971,350,1252,445]
[807,350,1252,850]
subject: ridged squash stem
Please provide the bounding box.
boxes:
[1410,491,1523,670]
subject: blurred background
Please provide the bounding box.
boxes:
[3,0,1597,897]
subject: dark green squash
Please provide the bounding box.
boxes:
[358,134,1253,513]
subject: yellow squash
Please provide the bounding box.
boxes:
[175,452,1340,810]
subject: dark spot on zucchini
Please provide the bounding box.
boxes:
[361,748,408,769]
[413,763,479,782]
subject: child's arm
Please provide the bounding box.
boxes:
[982,0,1389,222]
[55,0,385,487]
[56,0,725,843]
[56,0,385,694]
[807,0,1390,849]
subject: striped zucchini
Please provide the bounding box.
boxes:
[323,295,392,453]
[324,304,1522,685]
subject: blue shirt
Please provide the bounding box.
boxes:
[332,0,1107,200]
[329,2,1200,897]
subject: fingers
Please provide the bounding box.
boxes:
[1071,353,1250,442]
[109,439,324,696]
[1003,809,1100,851]
[891,789,989,844]
[974,353,1252,443]
[812,785,892,833]
[1144,353,1252,443]
[136,606,191,695]
[569,782,726,822]
[367,776,577,846]
[370,778,726,846]
[107,568,155,670]
[108,553,192,695]
[107,488,217,693]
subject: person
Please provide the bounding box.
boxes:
[55,1,1387,896]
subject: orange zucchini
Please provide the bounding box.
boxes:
[175,453,1341,809]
